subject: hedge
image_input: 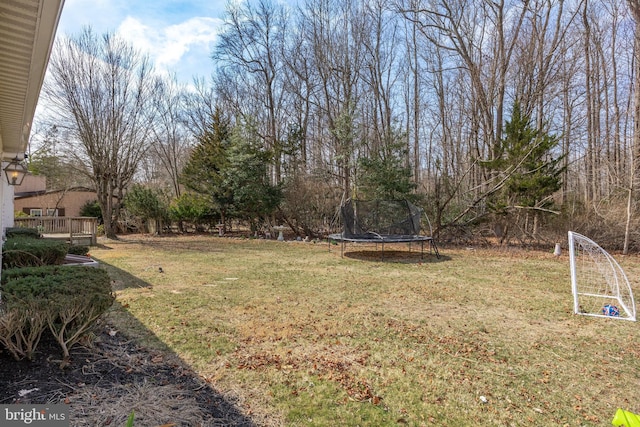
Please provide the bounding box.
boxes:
[2,237,69,268]
[67,244,90,256]
[5,227,41,239]
[0,266,114,364]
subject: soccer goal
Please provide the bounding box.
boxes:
[568,231,636,321]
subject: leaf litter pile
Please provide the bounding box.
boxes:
[0,323,255,426]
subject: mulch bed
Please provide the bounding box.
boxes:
[0,324,256,426]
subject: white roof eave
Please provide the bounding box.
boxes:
[0,0,65,160]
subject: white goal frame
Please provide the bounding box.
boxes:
[568,231,636,321]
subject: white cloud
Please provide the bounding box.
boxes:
[55,1,233,82]
[158,17,222,68]
[116,16,222,78]
[116,17,155,52]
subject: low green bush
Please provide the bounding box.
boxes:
[2,237,69,268]
[1,265,68,286]
[0,266,114,364]
[68,245,90,256]
[5,227,41,239]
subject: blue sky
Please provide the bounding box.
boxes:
[56,0,230,84]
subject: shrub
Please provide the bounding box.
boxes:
[280,170,342,236]
[2,237,69,268]
[1,266,114,365]
[124,184,170,233]
[5,227,41,239]
[0,266,56,360]
[0,302,47,361]
[80,200,103,223]
[68,245,90,256]
[2,265,71,286]
[169,192,215,229]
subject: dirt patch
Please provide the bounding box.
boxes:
[0,324,256,426]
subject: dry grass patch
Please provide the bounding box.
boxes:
[92,235,640,426]
[70,381,207,426]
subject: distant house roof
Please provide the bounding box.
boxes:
[14,186,95,199]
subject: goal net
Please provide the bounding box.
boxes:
[568,231,636,321]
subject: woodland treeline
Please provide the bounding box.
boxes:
[34,0,640,249]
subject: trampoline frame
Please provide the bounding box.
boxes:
[328,232,440,260]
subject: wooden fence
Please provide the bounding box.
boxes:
[13,217,98,245]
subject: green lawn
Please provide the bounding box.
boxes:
[92,235,640,426]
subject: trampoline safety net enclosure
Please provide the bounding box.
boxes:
[329,199,440,259]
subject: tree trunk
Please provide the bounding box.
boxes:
[624,0,640,254]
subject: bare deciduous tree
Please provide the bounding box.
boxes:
[205,0,640,245]
[624,0,640,253]
[214,0,289,184]
[148,75,191,198]
[43,27,158,238]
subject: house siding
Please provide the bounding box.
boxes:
[14,190,97,217]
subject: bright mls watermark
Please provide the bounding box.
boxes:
[1,405,68,426]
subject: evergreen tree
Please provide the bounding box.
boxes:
[482,101,565,239]
[180,108,233,227]
[484,101,564,211]
[123,184,169,233]
[79,200,103,223]
[357,140,418,202]
[169,193,215,230]
[222,122,282,232]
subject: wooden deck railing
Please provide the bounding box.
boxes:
[13,217,98,245]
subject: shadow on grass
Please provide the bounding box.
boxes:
[343,250,452,263]
[99,261,152,290]
[98,234,225,254]
[328,241,452,264]
[0,260,256,425]
[90,258,257,426]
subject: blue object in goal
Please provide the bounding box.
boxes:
[602,304,620,317]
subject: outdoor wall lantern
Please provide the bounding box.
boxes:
[3,158,27,186]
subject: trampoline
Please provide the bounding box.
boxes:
[328,199,440,260]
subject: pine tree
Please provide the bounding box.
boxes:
[180,108,233,227]
[222,121,282,233]
[485,101,564,211]
[357,140,418,202]
[482,101,565,239]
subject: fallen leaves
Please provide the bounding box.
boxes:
[233,344,386,406]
